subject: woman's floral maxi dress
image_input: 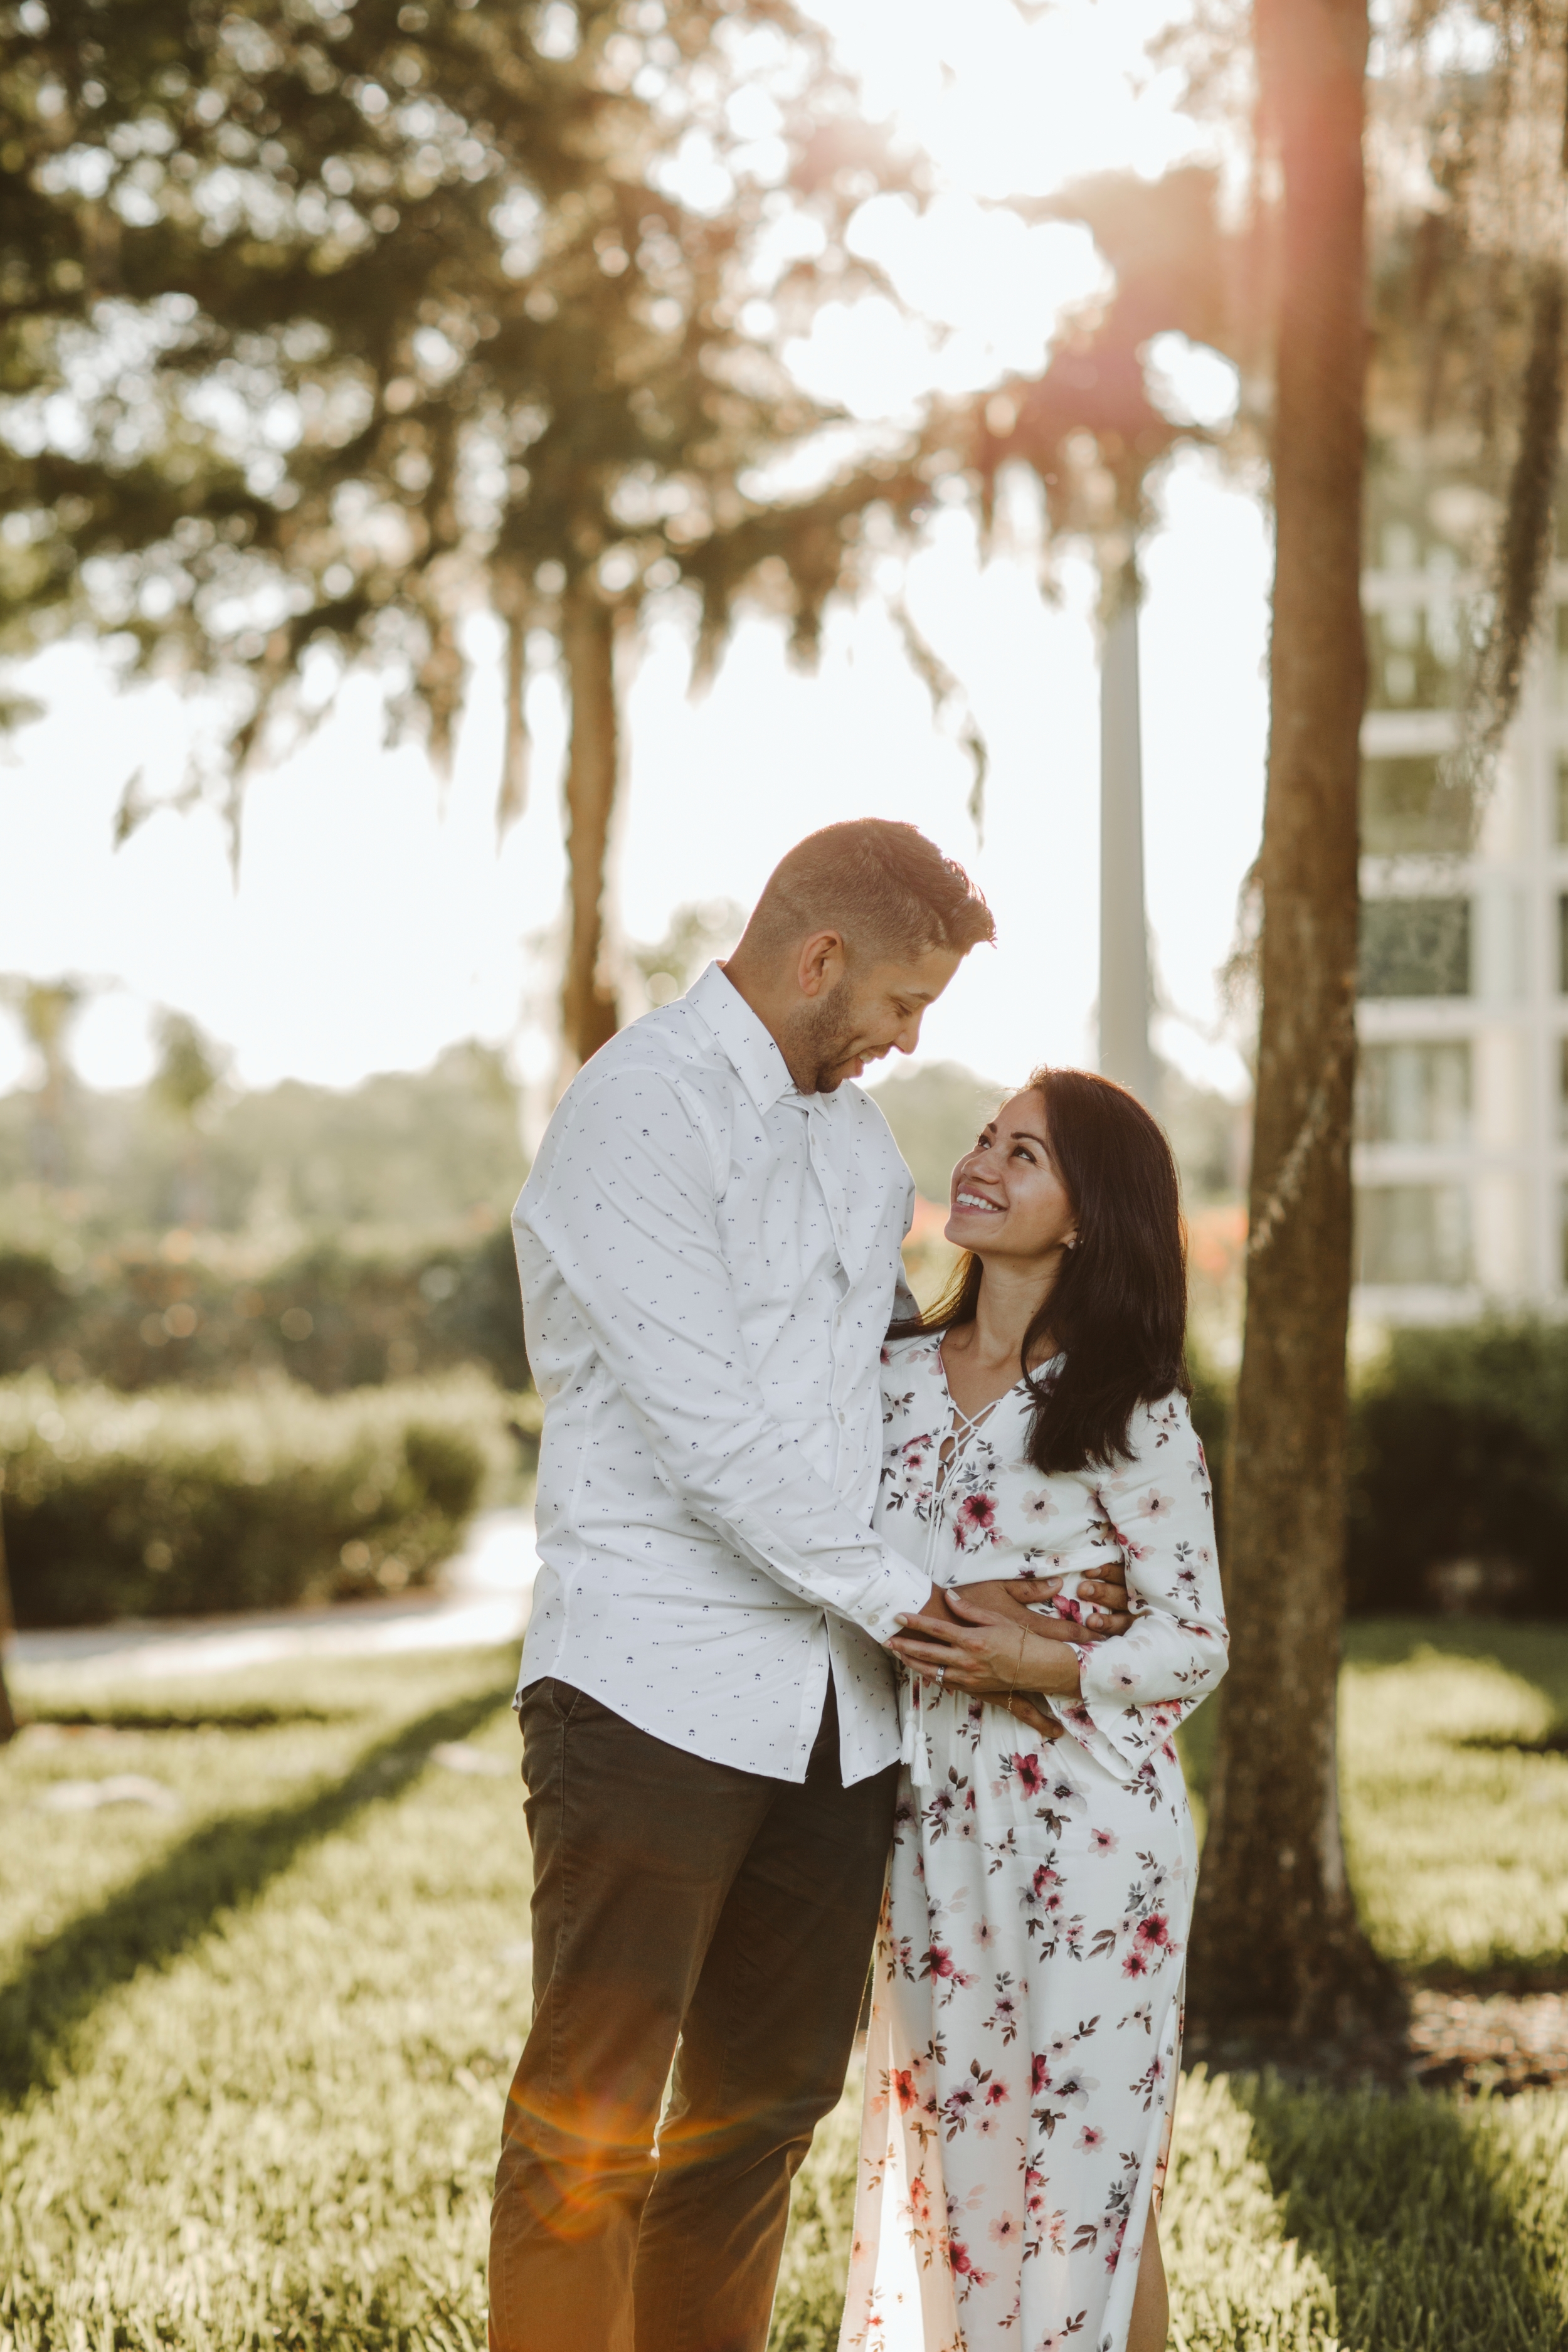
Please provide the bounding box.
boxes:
[839,1333,1229,2352]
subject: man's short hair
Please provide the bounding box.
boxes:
[746,820,995,966]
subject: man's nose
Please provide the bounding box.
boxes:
[894,1010,924,1055]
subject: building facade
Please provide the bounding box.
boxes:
[1357,511,1568,1319]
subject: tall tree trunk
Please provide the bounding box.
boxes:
[558,584,622,1079]
[1187,0,1387,2039]
[0,1475,16,1744]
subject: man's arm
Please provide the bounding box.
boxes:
[926,1566,1131,1742]
[522,1067,932,1643]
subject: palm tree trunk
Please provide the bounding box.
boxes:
[1098,570,1156,1106]
[1187,0,1388,2039]
[558,584,622,1078]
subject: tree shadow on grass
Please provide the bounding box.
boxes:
[1236,2069,1568,2352]
[0,1677,517,2104]
[22,1701,348,1732]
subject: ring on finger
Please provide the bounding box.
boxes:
[934,1666,946,1696]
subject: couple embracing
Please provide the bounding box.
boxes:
[489,820,1229,2352]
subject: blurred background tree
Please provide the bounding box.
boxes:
[0,0,937,1073]
[0,978,86,1188]
[0,1023,525,1237]
[150,1007,228,1226]
[628,896,745,1009]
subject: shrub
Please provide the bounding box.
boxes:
[0,1372,513,1628]
[1187,1319,1568,1616]
[0,1225,531,1394]
[1345,1318,1568,1616]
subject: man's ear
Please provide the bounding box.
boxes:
[796,930,847,999]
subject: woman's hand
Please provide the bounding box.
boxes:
[962,1565,1131,1641]
[889,1585,1083,1701]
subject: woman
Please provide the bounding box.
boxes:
[839,1069,1228,2352]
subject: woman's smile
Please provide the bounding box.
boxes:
[952,1187,1004,1215]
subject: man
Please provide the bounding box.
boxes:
[490,818,1128,2352]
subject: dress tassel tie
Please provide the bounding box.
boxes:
[901,1673,933,1789]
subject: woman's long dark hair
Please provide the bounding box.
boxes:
[895,1066,1190,1475]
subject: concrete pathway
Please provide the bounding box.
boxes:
[9,1508,538,1681]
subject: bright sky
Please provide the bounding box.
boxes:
[0,0,1268,1117]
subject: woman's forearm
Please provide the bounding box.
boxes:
[888,1604,1084,1702]
[1014,1628,1082,1700]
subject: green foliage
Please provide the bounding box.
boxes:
[767,2062,864,2351]
[1346,1319,1568,1616]
[149,1011,226,1128]
[0,1370,511,1627]
[0,1038,526,1236]
[867,1060,1002,1204]
[0,0,915,803]
[4,1634,1568,2348]
[0,1222,530,1393]
[631,899,746,1009]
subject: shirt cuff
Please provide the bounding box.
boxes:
[856,1555,934,1647]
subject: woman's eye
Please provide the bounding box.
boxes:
[1014,1147,1036,1163]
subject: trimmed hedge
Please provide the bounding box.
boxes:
[0,1372,514,1628]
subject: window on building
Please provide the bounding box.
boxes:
[1560,893,1568,993]
[1557,754,1568,845]
[1560,1037,1568,1141]
[1355,1184,1471,1286]
[1361,755,1473,852]
[1355,1041,1471,1143]
[1359,897,1471,997]
[1365,610,1462,710]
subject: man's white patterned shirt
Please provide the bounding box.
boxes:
[512,961,929,1784]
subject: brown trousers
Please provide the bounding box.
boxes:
[488,1676,898,2352]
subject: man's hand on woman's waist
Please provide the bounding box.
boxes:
[940,1562,1131,1642]
[898,1562,1131,1744]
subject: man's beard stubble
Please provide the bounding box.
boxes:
[787,982,861,1095]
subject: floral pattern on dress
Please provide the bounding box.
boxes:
[840,1334,1228,2352]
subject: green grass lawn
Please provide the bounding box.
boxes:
[4,1623,1568,2351]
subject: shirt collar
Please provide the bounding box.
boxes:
[685,961,798,1116]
